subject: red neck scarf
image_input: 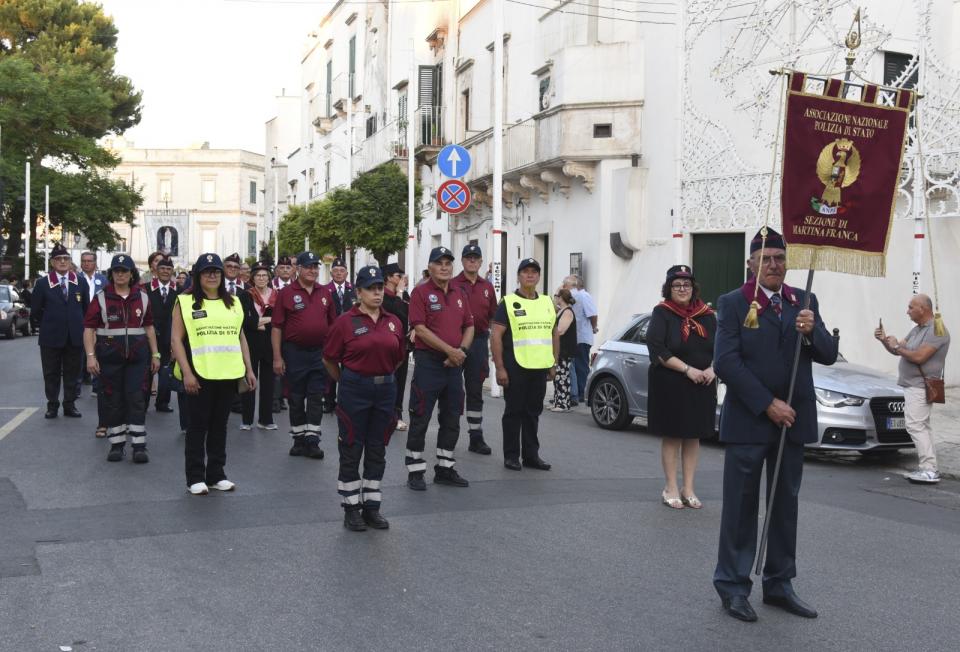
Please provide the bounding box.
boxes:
[658,299,714,342]
[251,286,275,316]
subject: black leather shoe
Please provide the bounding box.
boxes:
[62,404,82,418]
[343,509,367,531]
[504,458,522,471]
[303,436,324,459]
[156,404,174,413]
[721,596,758,622]
[107,444,125,462]
[131,446,149,464]
[289,436,306,457]
[362,509,390,529]
[44,406,58,419]
[468,438,492,455]
[407,472,427,491]
[434,466,469,487]
[522,457,551,471]
[763,590,818,619]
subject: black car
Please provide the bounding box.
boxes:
[0,284,32,339]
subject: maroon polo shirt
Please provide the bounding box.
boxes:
[450,272,498,335]
[324,305,405,375]
[408,279,474,352]
[84,284,154,330]
[271,279,336,347]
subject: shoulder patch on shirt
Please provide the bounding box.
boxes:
[388,322,396,332]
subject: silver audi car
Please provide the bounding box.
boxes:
[585,313,913,454]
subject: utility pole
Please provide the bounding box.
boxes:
[24,162,30,280]
[490,0,505,398]
[44,185,50,271]
[406,39,417,279]
[274,166,280,264]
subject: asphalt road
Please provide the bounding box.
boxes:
[1,334,958,651]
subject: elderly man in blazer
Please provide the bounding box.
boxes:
[712,227,838,623]
[32,244,91,418]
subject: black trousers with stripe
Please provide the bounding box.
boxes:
[463,334,489,441]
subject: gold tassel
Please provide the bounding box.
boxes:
[934,312,946,337]
[744,301,760,329]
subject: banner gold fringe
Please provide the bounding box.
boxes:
[934,313,946,337]
[744,301,760,328]
[787,245,886,278]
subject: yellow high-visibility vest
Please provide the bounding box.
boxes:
[175,295,245,380]
[504,292,556,369]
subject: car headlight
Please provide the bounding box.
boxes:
[815,387,865,407]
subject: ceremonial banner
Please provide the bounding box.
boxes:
[780,72,914,276]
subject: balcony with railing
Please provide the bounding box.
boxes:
[360,119,406,172]
[463,119,537,183]
[415,105,446,151]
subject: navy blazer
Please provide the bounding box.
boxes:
[714,285,838,445]
[326,281,356,316]
[32,272,90,348]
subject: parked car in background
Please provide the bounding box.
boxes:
[0,284,32,339]
[585,313,913,454]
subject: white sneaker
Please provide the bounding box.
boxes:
[188,482,209,495]
[395,420,408,431]
[210,479,236,492]
[239,424,252,431]
[905,469,941,484]
[257,422,278,431]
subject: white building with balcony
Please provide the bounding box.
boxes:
[104,137,265,270]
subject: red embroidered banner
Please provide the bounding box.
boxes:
[780,72,913,276]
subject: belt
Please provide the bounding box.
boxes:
[342,368,395,384]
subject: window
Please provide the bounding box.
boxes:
[593,124,612,138]
[462,89,471,132]
[348,36,356,98]
[366,115,377,138]
[201,229,216,253]
[249,180,257,205]
[247,229,257,257]
[620,318,649,344]
[324,161,331,191]
[326,60,333,115]
[201,179,216,203]
[418,64,442,107]
[538,76,551,111]
[158,178,173,203]
[884,51,918,89]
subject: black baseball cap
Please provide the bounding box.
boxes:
[518,257,541,273]
[195,253,224,272]
[462,244,482,258]
[429,246,455,263]
[382,263,404,277]
[110,254,135,271]
[297,251,320,266]
[355,265,385,289]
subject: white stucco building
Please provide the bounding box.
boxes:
[269,0,959,382]
[104,137,265,270]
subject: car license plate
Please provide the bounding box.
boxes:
[886,417,905,430]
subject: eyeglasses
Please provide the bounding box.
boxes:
[755,255,787,267]
[671,282,693,289]
[200,269,222,276]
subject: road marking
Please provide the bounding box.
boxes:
[0,408,38,442]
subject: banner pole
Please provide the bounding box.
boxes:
[754,266,815,576]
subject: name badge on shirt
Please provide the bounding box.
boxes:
[353,326,369,336]
[107,314,121,323]
[514,310,527,317]
[294,303,306,311]
[429,303,443,312]
[192,310,207,319]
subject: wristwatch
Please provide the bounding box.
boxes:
[152,353,161,359]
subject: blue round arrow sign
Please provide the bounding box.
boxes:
[438,144,471,179]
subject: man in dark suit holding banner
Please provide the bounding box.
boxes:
[712,227,837,622]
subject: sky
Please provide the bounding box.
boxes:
[98,0,329,153]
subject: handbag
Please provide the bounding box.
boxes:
[919,366,945,404]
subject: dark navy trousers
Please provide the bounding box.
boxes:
[713,439,804,599]
[463,334,489,441]
[282,341,327,441]
[405,350,464,474]
[336,369,397,511]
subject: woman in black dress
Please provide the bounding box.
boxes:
[647,265,717,510]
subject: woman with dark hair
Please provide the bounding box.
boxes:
[646,265,717,510]
[550,288,577,412]
[171,253,256,495]
[240,261,276,430]
[83,254,160,463]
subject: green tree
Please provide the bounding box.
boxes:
[0,0,143,275]
[348,163,423,267]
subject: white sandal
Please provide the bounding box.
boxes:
[661,491,684,509]
[681,494,703,509]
